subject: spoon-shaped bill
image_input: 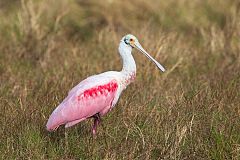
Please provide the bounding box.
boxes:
[134,42,166,72]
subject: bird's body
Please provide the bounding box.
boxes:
[46,34,165,134]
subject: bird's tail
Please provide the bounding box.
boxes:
[46,105,65,131]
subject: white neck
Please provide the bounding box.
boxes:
[118,41,136,75]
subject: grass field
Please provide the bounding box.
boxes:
[0,0,240,159]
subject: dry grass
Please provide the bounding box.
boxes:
[0,0,240,159]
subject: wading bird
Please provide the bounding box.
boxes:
[46,34,165,134]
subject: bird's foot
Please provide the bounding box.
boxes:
[92,113,100,135]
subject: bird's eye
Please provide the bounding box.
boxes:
[130,38,133,42]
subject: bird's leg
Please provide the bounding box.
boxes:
[92,113,101,135]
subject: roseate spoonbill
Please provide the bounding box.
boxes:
[46,34,165,134]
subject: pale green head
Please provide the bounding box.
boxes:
[122,34,166,72]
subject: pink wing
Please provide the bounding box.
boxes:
[46,74,119,131]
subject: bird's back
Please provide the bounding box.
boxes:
[46,71,122,131]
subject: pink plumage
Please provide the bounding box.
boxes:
[46,34,165,134]
[46,73,120,133]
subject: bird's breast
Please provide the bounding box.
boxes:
[121,71,136,87]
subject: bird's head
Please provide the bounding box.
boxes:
[122,34,138,47]
[121,34,166,72]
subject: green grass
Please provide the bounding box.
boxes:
[0,0,240,159]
